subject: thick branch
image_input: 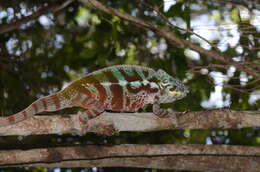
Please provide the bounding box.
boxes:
[0,0,74,35]
[79,0,259,77]
[0,109,259,136]
[25,156,260,172]
[1,144,260,171]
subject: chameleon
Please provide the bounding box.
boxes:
[0,65,189,130]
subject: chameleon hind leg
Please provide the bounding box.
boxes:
[152,96,176,118]
[72,94,105,134]
[74,94,118,135]
[76,94,104,122]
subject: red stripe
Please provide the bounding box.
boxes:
[94,83,107,103]
[148,76,159,83]
[80,83,92,98]
[110,84,124,111]
[22,111,27,118]
[122,68,143,82]
[147,75,160,93]
[119,70,143,94]
[32,103,38,113]
[41,99,47,111]
[7,116,15,123]
[104,71,124,111]
[52,95,61,110]
[104,70,119,83]
[130,99,144,111]
[85,75,107,103]
[147,84,159,93]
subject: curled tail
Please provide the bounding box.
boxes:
[0,93,71,127]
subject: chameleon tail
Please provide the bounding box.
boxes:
[0,93,70,127]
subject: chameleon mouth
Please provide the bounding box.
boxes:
[169,91,184,95]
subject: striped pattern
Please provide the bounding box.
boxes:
[75,65,160,113]
[0,65,188,127]
[0,94,66,127]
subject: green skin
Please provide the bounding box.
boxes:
[0,65,189,130]
[65,65,189,122]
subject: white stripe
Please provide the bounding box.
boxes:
[150,82,159,89]
[103,85,113,109]
[101,82,112,86]
[119,80,128,86]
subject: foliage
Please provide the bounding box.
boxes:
[0,0,259,171]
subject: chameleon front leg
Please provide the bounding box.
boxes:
[152,96,176,118]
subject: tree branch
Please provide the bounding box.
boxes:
[0,0,74,35]
[79,0,259,78]
[0,109,259,136]
[211,0,260,10]
[1,144,260,171]
[140,0,219,51]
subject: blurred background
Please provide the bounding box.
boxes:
[0,0,259,171]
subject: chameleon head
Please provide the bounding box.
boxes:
[156,69,189,103]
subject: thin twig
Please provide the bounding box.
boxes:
[140,0,219,51]
[81,0,260,78]
[189,65,259,93]
[0,0,74,35]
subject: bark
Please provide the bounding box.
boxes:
[1,144,260,172]
[0,109,259,136]
[0,0,74,35]
[78,0,259,78]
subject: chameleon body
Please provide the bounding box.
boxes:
[0,65,188,127]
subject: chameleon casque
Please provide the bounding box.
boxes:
[0,65,189,130]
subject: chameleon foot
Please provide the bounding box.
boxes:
[77,111,90,135]
[153,107,177,118]
[95,122,119,136]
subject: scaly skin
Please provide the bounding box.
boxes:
[0,65,189,127]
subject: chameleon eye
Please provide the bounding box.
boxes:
[161,79,168,86]
[163,79,168,83]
